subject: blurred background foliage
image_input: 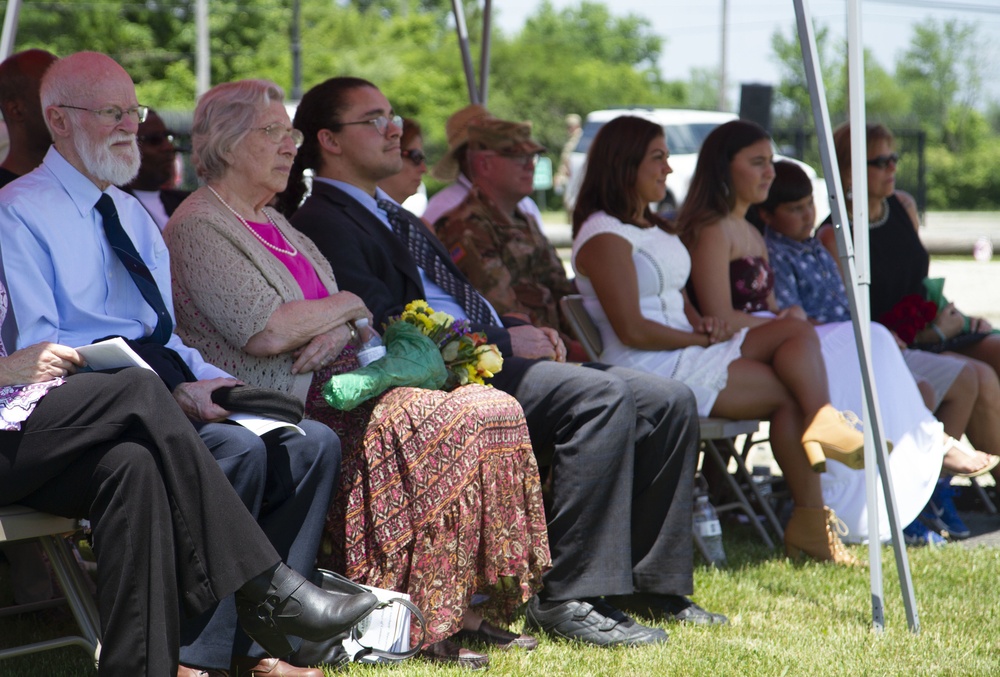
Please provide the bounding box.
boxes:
[5,0,999,209]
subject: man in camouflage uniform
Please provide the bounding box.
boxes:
[433,118,579,348]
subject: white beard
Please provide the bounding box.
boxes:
[74,130,141,186]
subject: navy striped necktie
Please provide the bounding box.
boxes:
[95,193,173,345]
[377,199,495,325]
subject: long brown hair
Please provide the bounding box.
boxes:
[676,119,770,245]
[275,76,376,218]
[572,115,671,237]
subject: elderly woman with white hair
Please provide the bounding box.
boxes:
[164,79,550,670]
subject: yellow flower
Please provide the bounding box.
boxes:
[405,299,431,314]
[465,363,483,385]
[475,344,503,377]
[429,311,454,329]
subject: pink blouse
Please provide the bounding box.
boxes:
[247,219,329,300]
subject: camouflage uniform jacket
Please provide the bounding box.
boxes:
[433,185,575,334]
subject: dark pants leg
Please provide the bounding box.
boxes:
[494,362,698,600]
[0,369,279,677]
[179,420,340,668]
[608,366,699,596]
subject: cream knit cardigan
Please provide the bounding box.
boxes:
[164,187,340,402]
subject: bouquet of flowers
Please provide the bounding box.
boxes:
[879,294,938,345]
[392,300,503,388]
[322,300,503,411]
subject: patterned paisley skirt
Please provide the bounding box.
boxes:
[307,354,550,645]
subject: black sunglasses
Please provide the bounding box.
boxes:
[867,153,899,169]
[137,132,176,147]
[401,148,426,166]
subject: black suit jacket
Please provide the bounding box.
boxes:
[290,180,535,389]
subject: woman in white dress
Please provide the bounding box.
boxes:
[572,115,867,565]
[678,119,947,545]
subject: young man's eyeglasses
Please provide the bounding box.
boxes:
[254,124,305,149]
[58,104,149,125]
[867,153,899,169]
[401,148,426,166]
[340,114,403,137]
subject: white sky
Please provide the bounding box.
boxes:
[492,0,1000,109]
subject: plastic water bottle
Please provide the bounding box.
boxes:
[752,465,773,500]
[693,495,726,566]
[355,318,387,367]
[973,235,993,262]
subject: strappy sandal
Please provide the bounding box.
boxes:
[942,436,1000,478]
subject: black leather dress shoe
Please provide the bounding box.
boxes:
[453,620,539,650]
[235,563,379,657]
[524,596,668,646]
[609,593,729,626]
[420,638,490,670]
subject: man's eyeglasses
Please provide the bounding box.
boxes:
[867,153,899,169]
[254,124,305,149]
[58,104,149,125]
[401,148,426,166]
[137,132,176,147]
[340,114,403,137]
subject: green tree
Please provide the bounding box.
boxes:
[896,18,985,151]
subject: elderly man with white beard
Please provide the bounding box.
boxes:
[0,51,345,677]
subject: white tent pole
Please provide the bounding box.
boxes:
[450,0,480,105]
[196,0,210,97]
[478,0,492,106]
[0,0,23,59]
[791,0,919,632]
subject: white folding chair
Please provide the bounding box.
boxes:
[0,505,101,665]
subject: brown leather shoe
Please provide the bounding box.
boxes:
[453,620,539,650]
[230,656,322,677]
[420,638,489,670]
[177,666,229,677]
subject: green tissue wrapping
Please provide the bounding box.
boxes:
[322,322,448,411]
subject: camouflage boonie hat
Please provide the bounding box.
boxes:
[466,118,546,157]
[430,103,492,181]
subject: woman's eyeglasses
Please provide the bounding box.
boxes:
[401,149,426,166]
[867,153,899,169]
[254,124,305,148]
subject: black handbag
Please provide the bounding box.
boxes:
[290,569,426,667]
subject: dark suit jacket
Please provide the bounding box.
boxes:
[290,180,535,389]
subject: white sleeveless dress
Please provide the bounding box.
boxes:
[572,211,747,417]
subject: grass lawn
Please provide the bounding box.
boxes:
[3,522,999,676]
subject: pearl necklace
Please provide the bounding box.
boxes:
[207,185,298,257]
[869,197,891,229]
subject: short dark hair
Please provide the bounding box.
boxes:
[758,160,812,213]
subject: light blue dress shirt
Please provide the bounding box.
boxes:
[313,176,503,325]
[0,146,230,381]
